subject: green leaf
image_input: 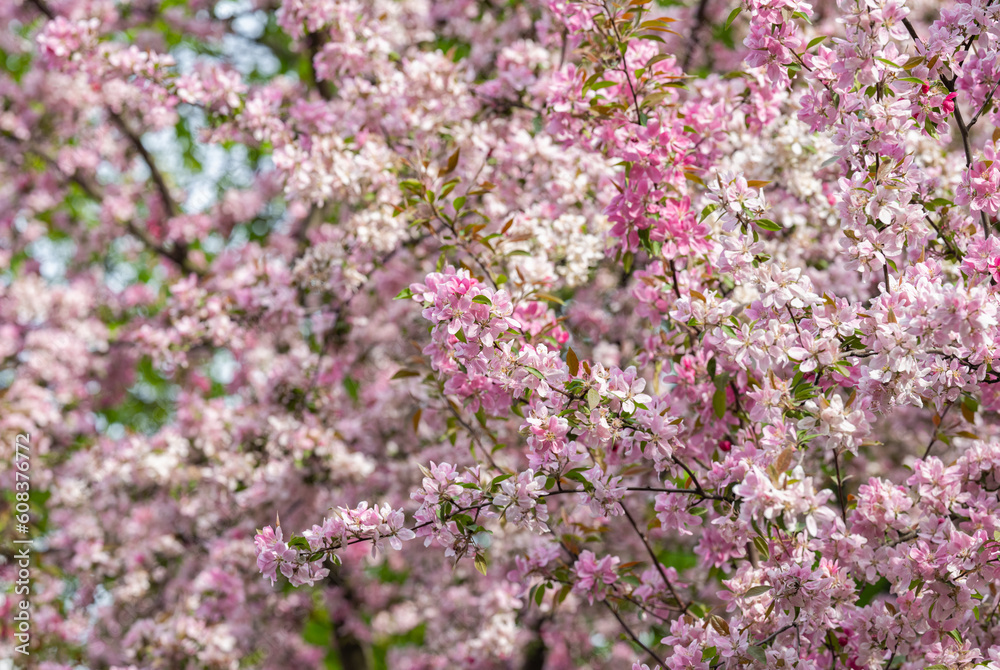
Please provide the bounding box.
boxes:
[394,287,414,300]
[524,366,546,381]
[490,473,513,489]
[343,376,360,403]
[725,6,742,29]
[641,91,673,109]
[567,347,580,376]
[455,328,467,343]
[442,148,460,176]
[755,218,782,231]
[399,179,423,192]
[712,386,727,418]
[687,602,708,618]
[588,388,600,410]
[287,536,311,551]
[744,585,773,598]
[391,369,421,379]
[474,554,488,576]
[807,35,827,49]
[753,536,770,561]
[534,292,565,305]
[746,645,767,663]
[472,294,493,305]
[302,615,331,647]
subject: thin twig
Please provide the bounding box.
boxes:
[603,601,667,668]
[27,0,55,19]
[833,448,847,525]
[968,81,1000,129]
[9,135,199,274]
[681,0,711,71]
[621,502,688,612]
[756,622,797,648]
[922,402,953,459]
[672,454,708,498]
[306,32,334,101]
[108,111,178,218]
[623,486,732,503]
[603,0,644,125]
[902,16,991,237]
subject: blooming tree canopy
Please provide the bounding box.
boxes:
[4,0,1000,668]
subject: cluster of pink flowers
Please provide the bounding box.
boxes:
[256,501,415,586]
[958,139,1000,218]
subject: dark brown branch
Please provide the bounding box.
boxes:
[602,1,644,125]
[901,16,921,44]
[924,214,961,259]
[672,454,709,498]
[756,622,797,648]
[623,486,732,503]
[107,111,203,271]
[968,81,1000,129]
[520,619,548,670]
[603,601,667,668]
[681,0,711,71]
[902,16,991,238]
[620,502,688,613]
[668,258,683,299]
[108,111,178,219]
[27,0,55,19]
[8,134,200,275]
[922,402,953,459]
[832,448,847,525]
[306,32,334,101]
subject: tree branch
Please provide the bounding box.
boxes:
[603,601,666,668]
[108,110,178,219]
[832,448,847,525]
[902,16,991,238]
[681,0,710,71]
[26,0,55,20]
[621,501,688,613]
[6,133,200,275]
[306,32,334,101]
